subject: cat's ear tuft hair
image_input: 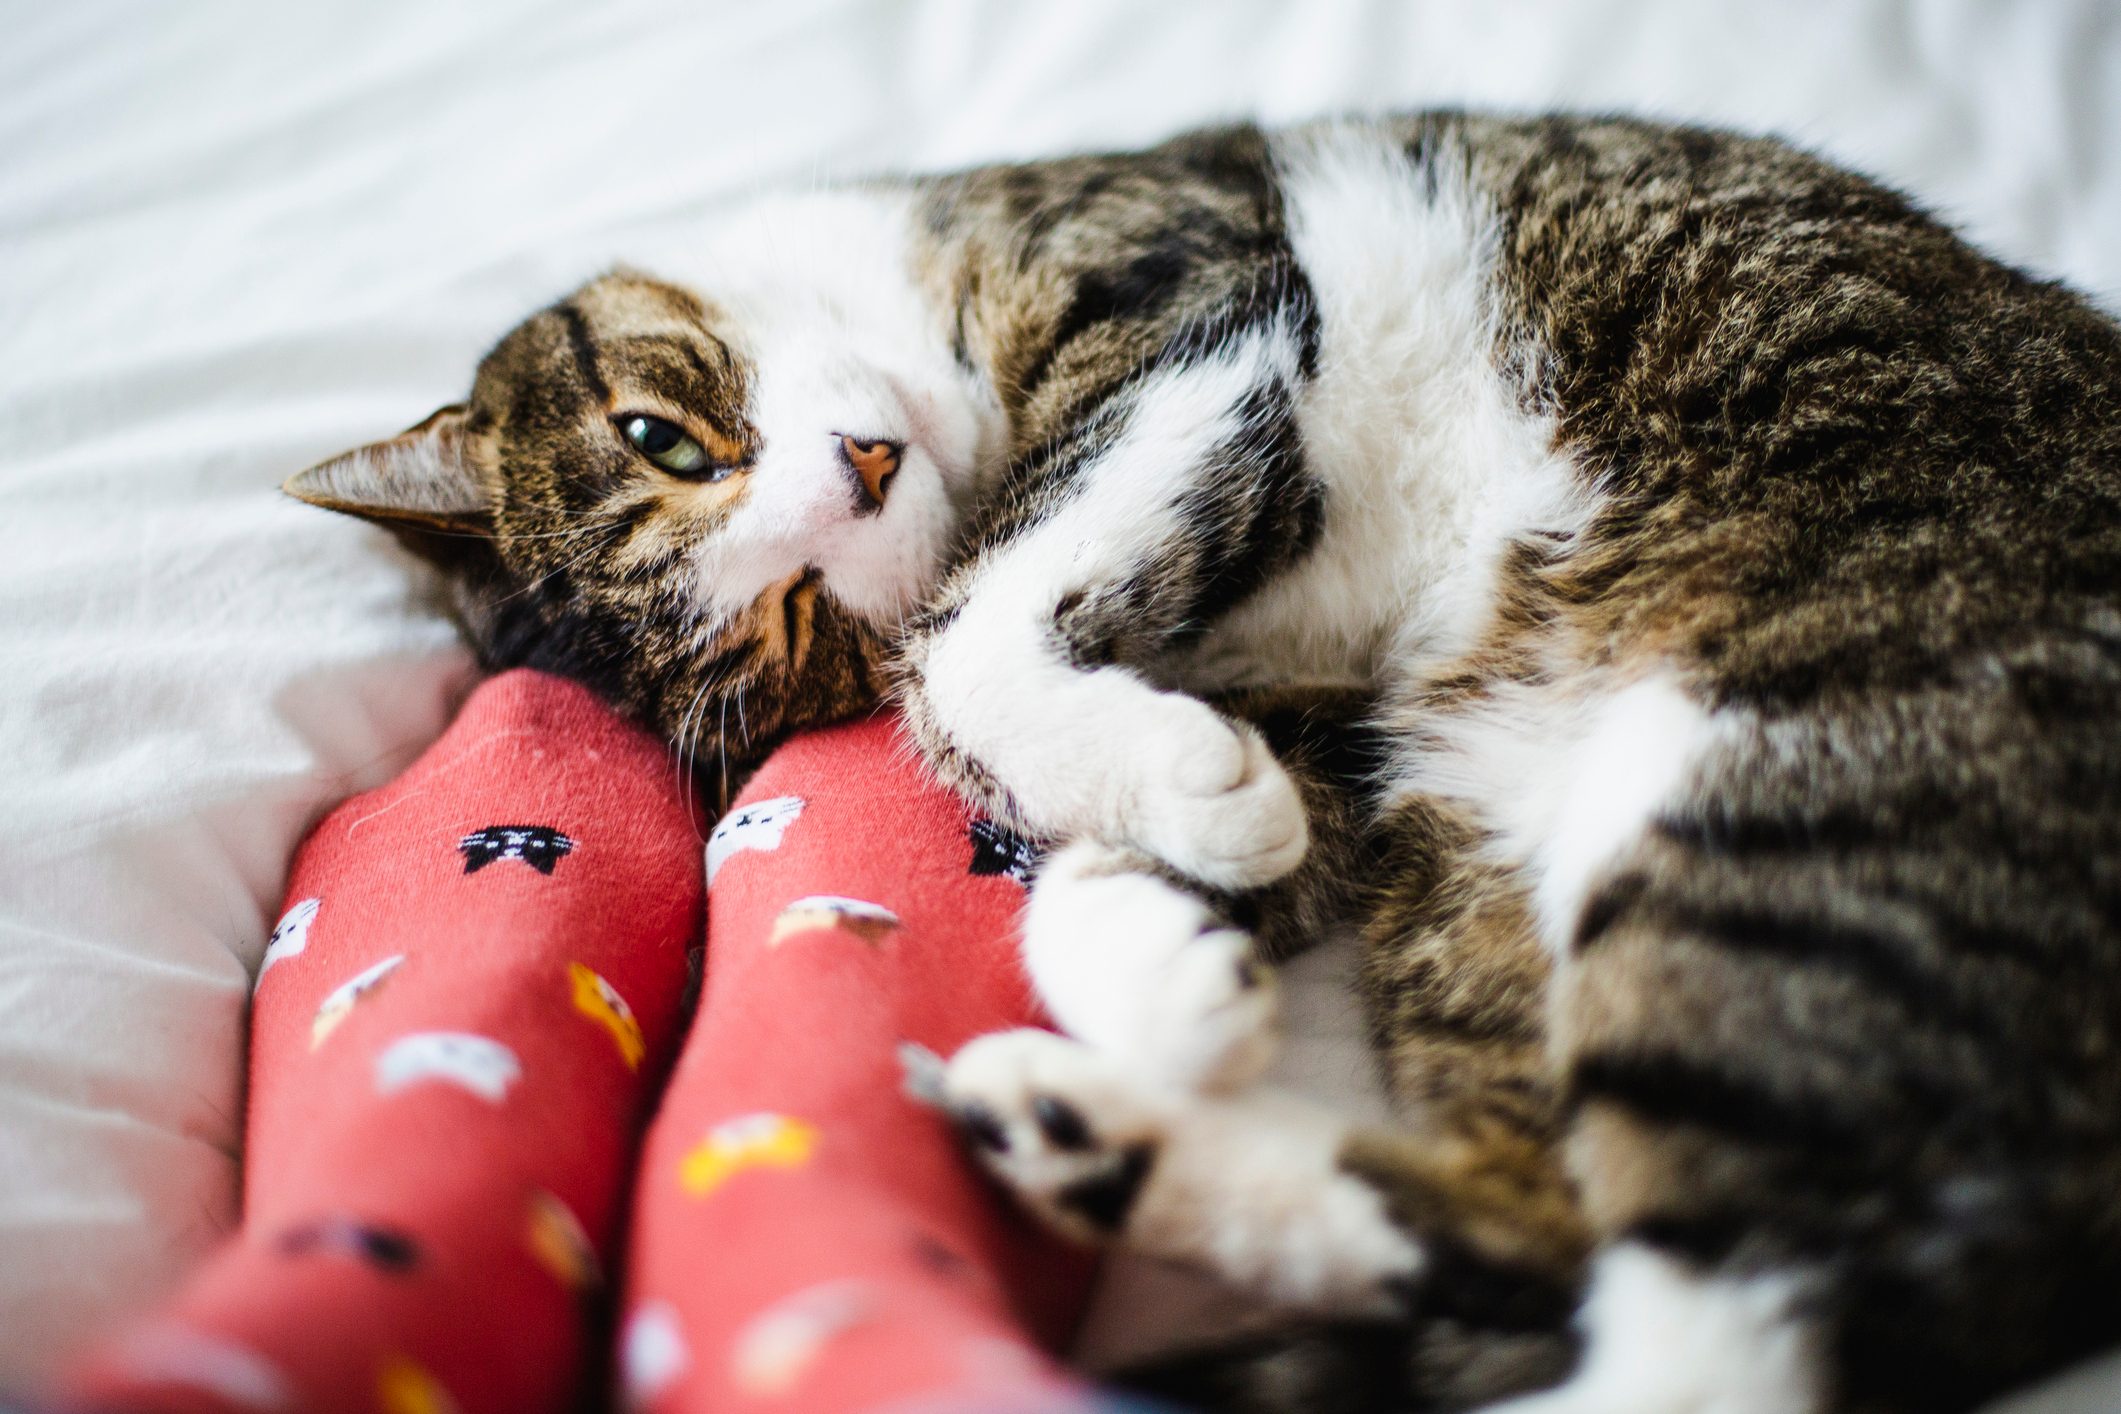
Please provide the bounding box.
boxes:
[284,404,490,534]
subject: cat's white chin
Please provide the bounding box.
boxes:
[686,425,956,630]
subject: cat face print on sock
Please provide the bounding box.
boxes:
[459,824,576,875]
[376,1031,522,1102]
[967,818,1042,884]
[257,897,321,982]
[706,795,805,885]
[768,895,901,947]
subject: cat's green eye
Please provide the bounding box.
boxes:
[617,414,724,479]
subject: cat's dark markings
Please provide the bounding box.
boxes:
[299,276,887,811]
[288,114,2121,1413]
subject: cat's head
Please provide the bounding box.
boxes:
[288,269,985,793]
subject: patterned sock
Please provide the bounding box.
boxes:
[61,670,705,1412]
[617,713,1098,1414]
[59,680,1102,1414]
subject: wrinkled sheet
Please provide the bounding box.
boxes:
[3,0,2119,1401]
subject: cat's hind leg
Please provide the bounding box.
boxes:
[1482,677,2121,1414]
[939,1026,1425,1316]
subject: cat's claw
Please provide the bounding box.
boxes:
[1022,841,1280,1093]
[1115,696,1308,891]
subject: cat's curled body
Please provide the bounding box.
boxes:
[291,114,2121,1412]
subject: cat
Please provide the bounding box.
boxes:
[287,113,2121,1413]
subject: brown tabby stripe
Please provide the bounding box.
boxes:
[556,303,610,407]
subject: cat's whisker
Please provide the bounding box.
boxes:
[714,693,733,814]
[493,518,628,607]
[489,516,641,541]
[672,677,716,843]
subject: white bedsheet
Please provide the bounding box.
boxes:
[4,0,2120,1404]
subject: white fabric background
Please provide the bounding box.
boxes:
[3,0,2119,1403]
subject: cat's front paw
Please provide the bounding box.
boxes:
[1115,695,1308,891]
[1023,842,1279,1093]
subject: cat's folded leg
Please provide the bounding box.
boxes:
[904,601,1310,891]
[939,1027,1595,1409]
[939,1027,1424,1317]
[895,324,1327,892]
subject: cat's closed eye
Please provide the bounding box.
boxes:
[617,413,740,481]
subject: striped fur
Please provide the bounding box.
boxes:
[289,114,2121,1411]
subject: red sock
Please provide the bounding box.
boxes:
[62,670,704,1413]
[59,679,1099,1414]
[618,713,1097,1414]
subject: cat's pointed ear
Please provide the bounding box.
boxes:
[284,404,490,533]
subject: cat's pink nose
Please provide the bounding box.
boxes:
[837,434,902,510]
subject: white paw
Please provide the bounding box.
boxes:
[1112,693,1308,891]
[940,1028,1171,1245]
[940,1028,1427,1314]
[1023,843,1279,1093]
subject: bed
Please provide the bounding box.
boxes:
[4,0,2120,1406]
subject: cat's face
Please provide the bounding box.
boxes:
[288,270,982,786]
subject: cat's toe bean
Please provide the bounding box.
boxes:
[941,1028,1171,1240]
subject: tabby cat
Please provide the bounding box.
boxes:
[288,114,2121,1413]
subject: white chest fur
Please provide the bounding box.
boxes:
[1181,123,1597,693]
[1188,127,1724,951]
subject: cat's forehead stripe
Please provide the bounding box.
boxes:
[598,335,753,464]
[570,274,720,346]
[556,303,611,407]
